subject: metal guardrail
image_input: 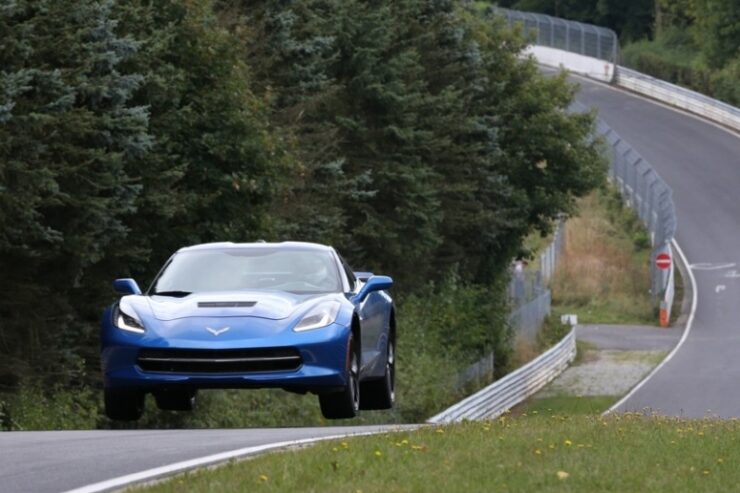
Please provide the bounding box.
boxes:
[429,328,576,423]
[616,67,740,133]
[493,7,618,63]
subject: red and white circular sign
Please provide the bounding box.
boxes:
[655,252,672,270]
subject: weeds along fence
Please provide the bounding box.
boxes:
[594,117,677,323]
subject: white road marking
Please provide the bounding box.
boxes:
[716,285,726,293]
[724,270,740,278]
[62,428,414,493]
[690,263,736,271]
[604,239,697,415]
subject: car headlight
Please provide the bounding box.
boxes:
[294,301,341,332]
[115,298,145,334]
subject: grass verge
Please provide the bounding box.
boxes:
[551,186,654,325]
[134,415,740,493]
[515,395,617,416]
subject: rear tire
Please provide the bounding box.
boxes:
[154,389,196,411]
[104,388,144,421]
[360,337,395,410]
[319,337,360,419]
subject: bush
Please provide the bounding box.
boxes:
[711,59,740,107]
[0,382,100,431]
[621,28,739,107]
[0,280,512,429]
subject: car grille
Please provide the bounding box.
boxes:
[136,348,302,374]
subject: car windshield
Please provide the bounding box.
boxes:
[150,248,342,295]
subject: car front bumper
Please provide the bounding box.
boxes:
[101,322,351,393]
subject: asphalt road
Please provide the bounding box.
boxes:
[573,75,740,417]
[0,426,406,493]
[576,324,680,351]
[2,74,738,493]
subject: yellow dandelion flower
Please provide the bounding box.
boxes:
[564,440,572,446]
[401,439,409,445]
[534,449,542,455]
[374,450,382,457]
[258,475,268,482]
[436,428,445,434]
[333,447,339,452]
[703,470,710,476]
[556,471,570,480]
[717,458,724,464]
[341,442,349,448]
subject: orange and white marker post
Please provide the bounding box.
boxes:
[655,252,672,327]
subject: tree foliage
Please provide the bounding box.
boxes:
[0,0,149,383]
[230,0,604,285]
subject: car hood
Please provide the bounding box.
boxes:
[145,291,327,321]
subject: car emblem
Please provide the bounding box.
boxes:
[206,326,230,336]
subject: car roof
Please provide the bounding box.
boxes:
[177,241,334,254]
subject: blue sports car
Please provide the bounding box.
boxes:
[101,241,395,421]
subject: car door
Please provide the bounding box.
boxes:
[358,289,386,373]
[339,257,384,373]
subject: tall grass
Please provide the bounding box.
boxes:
[551,187,654,325]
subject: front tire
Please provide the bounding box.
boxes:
[360,337,395,410]
[104,388,144,421]
[154,389,196,411]
[319,336,360,419]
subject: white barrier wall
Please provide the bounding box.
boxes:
[617,67,740,132]
[525,45,615,83]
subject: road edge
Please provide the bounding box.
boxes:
[603,238,696,414]
[62,428,413,493]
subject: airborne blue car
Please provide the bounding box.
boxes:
[101,241,395,421]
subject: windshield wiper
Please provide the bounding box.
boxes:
[151,290,192,298]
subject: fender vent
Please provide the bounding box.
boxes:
[197,301,257,308]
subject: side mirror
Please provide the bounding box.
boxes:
[353,271,374,282]
[353,275,393,303]
[113,278,142,296]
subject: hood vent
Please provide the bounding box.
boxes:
[198,301,257,308]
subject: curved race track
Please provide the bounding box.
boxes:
[1,75,739,493]
[574,76,740,417]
